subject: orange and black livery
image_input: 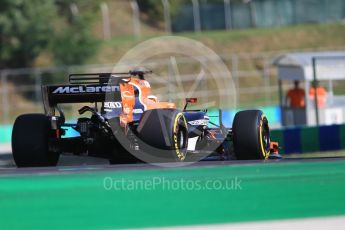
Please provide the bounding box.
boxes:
[11,67,280,167]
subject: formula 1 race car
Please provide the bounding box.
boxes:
[12,68,279,167]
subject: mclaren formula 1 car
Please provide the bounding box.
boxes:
[12,68,279,167]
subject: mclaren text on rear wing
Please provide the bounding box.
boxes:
[41,73,127,116]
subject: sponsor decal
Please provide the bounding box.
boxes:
[52,86,120,94]
[133,108,144,114]
[188,119,209,126]
[104,102,122,109]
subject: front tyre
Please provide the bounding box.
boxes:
[232,110,270,160]
[12,114,60,167]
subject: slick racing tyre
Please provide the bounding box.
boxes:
[232,110,270,160]
[137,109,188,162]
[12,114,60,167]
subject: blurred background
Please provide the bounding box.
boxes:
[1,0,345,154]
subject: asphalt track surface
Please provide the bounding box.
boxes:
[1,152,345,229]
[0,151,344,175]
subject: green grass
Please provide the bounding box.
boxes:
[1,160,345,229]
[95,22,345,63]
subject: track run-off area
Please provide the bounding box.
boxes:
[1,156,345,229]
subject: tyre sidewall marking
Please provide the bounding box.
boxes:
[259,114,269,159]
[173,113,187,161]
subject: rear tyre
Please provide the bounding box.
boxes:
[12,114,60,167]
[232,110,270,160]
[137,109,188,162]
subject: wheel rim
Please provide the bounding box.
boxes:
[177,120,187,149]
[179,129,184,147]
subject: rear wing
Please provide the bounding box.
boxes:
[42,73,129,116]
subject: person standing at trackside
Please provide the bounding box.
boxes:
[286,80,305,108]
[309,81,327,108]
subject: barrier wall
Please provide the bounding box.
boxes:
[271,124,345,154]
[0,125,12,144]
